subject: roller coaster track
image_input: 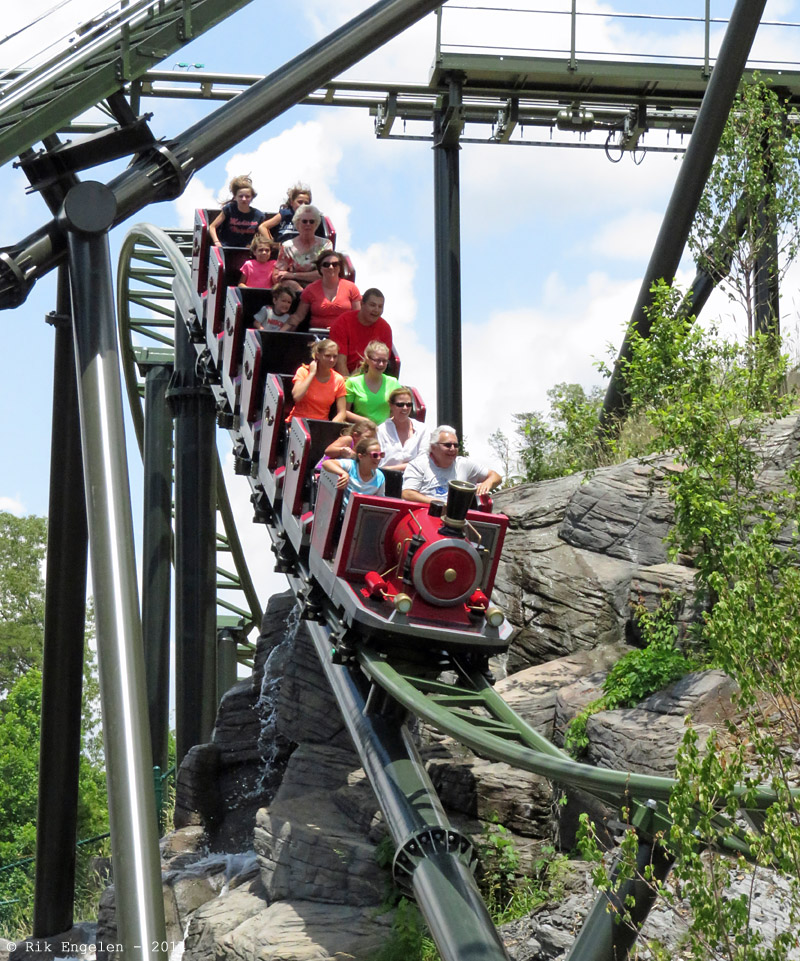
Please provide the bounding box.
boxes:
[0,0,256,169]
[117,223,262,663]
[117,224,785,961]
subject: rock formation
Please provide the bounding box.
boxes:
[91,412,800,961]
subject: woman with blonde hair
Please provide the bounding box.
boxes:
[287,339,347,423]
[345,340,400,427]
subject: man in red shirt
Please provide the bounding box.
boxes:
[330,289,393,375]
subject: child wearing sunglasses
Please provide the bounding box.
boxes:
[322,436,385,508]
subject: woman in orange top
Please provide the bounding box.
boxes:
[288,339,347,422]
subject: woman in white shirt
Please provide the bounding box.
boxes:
[377,387,430,472]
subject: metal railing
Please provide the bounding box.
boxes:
[435,3,800,75]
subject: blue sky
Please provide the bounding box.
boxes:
[2,0,800,601]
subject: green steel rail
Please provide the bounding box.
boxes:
[0,0,256,169]
[358,649,791,832]
[116,223,262,660]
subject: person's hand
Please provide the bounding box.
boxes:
[476,480,492,497]
[307,360,318,378]
[335,472,349,490]
[273,269,286,281]
[213,241,221,247]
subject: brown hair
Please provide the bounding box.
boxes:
[287,183,312,205]
[250,235,276,255]
[354,436,381,456]
[229,175,257,199]
[340,419,378,439]
[316,249,345,272]
[388,387,413,406]
[271,283,295,303]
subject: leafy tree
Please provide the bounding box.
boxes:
[578,283,800,961]
[689,76,800,336]
[0,668,109,933]
[0,513,47,696]
[498,384,607,485]
[621,281,792,586]
[0,514,107,933]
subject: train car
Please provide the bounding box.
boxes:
[308,469,511,654]
[187,208,513,658]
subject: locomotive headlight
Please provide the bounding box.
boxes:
[485,606,505,628]
[393,593,413,614]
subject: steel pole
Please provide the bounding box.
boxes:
[60,181,167,961]
[566,835,674,961]
[433,84,464,437]
[601,0,769,426]
[170,309,217,766]
[0,0,448,308]
[33,267,88,937]
[308,623,509,961]
[142,363,174,775]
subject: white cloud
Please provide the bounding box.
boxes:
[0,496,26,515]
[586,209,664,261]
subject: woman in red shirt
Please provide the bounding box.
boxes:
[288,251,361,330]
[287,339,347,423]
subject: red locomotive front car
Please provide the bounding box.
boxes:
[309,474,512,654]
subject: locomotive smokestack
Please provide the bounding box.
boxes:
[440,480,476,536]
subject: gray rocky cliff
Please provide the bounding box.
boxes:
[89,412,800,961]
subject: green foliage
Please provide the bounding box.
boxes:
[0,668,109,935]
[577,279,800,959]
[565,597,699,758]
[375,826,569,960]
[492,383,607,485]
[375,897,429,961]
[689,76,800,336]
[621,280,792,587]
[476,817,521,912]
[0,513,47,696]
[0,516,108,935]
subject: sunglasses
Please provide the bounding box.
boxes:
[366,451,385,459]
[392,401,412,408]
[300,218,317,224]
[321,261,340,268]
[369,356,389,364]
[437,442,459,449]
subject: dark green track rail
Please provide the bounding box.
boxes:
[0,0,256,168]
[117,223,262,661]
[357,648,790,848]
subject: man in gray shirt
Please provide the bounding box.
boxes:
[401,425,502,504]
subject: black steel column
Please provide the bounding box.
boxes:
[142,363,174,775]
[170,308,217,766]
[566,830,674,961]
[60,181,166,958]
[601,0,769,425]
[33,266,88,937]
[433,78,465,436]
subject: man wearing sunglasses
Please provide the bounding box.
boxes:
[402,426,502,504]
